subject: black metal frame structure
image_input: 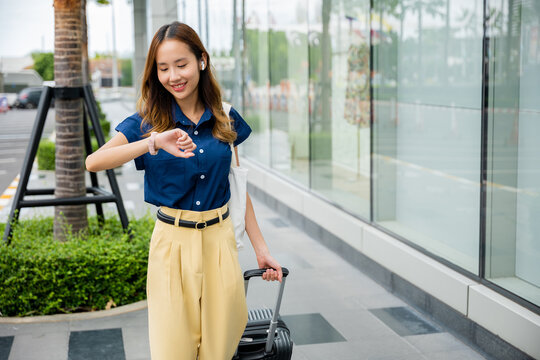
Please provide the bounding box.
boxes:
[2,85,129,244]
[479,0,490,283]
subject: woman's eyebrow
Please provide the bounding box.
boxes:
[157,58,187,66]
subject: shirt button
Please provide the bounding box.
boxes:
[200,175,205,179]
[194,130,199,135]
[196,201,201,206]
[199,149,204,153]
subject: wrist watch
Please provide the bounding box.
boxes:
[148,131,158,155]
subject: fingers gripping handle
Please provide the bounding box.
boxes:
[243,267,289,280]
[243,267,289,296]
[243,268,289,354]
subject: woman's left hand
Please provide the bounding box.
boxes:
[256,253,283,282]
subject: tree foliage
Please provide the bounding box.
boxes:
[120,58,132,86]
[31,52,54,81]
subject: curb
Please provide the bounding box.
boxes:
[0,300,148,324]
[0,174,19,212]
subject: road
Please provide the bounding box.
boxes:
[0,95,153,222]
[0,108,56,193]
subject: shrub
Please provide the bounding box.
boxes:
[0,214,153,317]
[36,99,111,170]
[36,134,110,171]
[95,100,111,135]
[37,139,56,171]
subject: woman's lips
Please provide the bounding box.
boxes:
[171,83,186,92]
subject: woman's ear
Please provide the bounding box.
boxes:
[200,53,208,70]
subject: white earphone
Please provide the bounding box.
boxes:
[201,61,205,70]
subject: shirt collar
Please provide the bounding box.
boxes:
[173,102,213,128]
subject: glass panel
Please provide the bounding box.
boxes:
[308,0,371,218]
[192,0,245,152]
[207,0,239,104]
[486,0,540,307]
[372,0,483,274]
[177,0,201,33]
[243,0,271,166]
[268,0,310,185]
[309,0,370,219]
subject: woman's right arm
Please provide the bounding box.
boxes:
[86,133,147,172]
[86,128,197,172]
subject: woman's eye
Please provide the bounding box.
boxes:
[178,64,186,68]
[159,68,168,72]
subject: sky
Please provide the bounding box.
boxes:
[0,0,134,59]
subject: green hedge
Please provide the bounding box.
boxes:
[0,214,154,317]
[37,99,111,171]
[90,119,111,139]
[37,136,111,171]
[37,139,56,171]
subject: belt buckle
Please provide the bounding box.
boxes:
[195,221,207,230]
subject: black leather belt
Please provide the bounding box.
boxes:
[157,208,229,230]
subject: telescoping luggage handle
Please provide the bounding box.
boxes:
[243,268,289,354]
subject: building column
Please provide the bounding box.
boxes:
[132,0,147,96]
[146,0,178,35]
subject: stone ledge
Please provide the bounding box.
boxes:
[0,300,147,324]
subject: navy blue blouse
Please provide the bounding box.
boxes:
[115,103,251,211]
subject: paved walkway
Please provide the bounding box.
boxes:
[0,193,489,360]
[0,97,490,360]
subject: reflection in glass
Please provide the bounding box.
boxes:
[178,0,201,35]
[198,0,540,310]
[486,0,540,307]
[207,0,237,102]
[243,0,271,166]
[268,0,310,185]
[206,0,245,156]
[373,0,482,273]
[309,0,371,218]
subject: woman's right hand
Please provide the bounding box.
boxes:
[155,129,197,157]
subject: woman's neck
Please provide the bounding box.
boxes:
[176,97,205,124]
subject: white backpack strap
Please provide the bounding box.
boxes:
[230,142,238,168]
[222,101,232,118]
[222,101,238,167]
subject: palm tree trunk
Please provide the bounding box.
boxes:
[81,0,90,84]
[54,0,88,241]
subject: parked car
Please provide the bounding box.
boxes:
[13,87,44,109]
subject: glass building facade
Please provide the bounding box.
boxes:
[183,0,540,311]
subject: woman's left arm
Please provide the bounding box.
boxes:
[234,147,283,282]
[245,192,283,282]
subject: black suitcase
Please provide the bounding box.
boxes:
[233,268,293,360]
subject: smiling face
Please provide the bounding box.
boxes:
[155,39,205,107]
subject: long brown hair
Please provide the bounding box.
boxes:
[136,22,236,143]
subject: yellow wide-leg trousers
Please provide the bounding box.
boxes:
[147,204,248,360]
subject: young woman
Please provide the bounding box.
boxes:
[86,21,282,360]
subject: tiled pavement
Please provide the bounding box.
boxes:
[0,99,490,360]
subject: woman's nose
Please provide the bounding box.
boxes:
[170,68,182,82]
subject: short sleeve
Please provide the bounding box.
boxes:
[115,113,146,170]
[229,107,252,147]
